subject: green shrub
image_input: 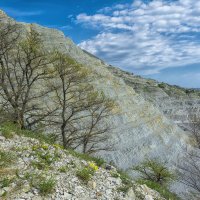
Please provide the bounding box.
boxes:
[137,179,180,200]
[0,125,14,139]
[38,177,56,196]
[0,150,16,168]
[23,172,56,195]
[117,169,132,186]
[0,177,13,188]
[117,185,130,193]
[110,171,120,178]
[132,159,175,185]
[76,167,94,182]
[30,144,60,170]
[133,159,177,199]
[1,191,7,197]
[58,165,69,173]
[158,83,166,89]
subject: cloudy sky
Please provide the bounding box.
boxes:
[0,0,200,88]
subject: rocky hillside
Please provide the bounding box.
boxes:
[0,10,196,196]
[0,125,165,200]
[107,66,200,129]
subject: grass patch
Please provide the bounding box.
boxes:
[0,177,13,188]
[30,144,60,170]
[76,167,94,182]
[0,125,14,139]
[137,179,180,200]
[0,122,56,144]
[38,177,56,196]
[115,169,132,194]
[117,185,130,193]
[67,148,105,167]
[117,169,132,186]
[0,150,16,168]
[19,171,56,196]
[58,165,69,173]
[110,171,120,178]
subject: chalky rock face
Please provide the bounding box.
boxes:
[0,11,193,173]
[108,66,200,129]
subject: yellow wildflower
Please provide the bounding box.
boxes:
[88,162,98,171]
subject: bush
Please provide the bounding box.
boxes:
[0,177,13,188]
[76,167,94,182]
[58,165,69,173]
[38,177,56,196]
[110,171,120,178]
[117,169,132,186]
[0,125,14,139]
[30,144,60,170]
[117,185,130,193]
[0,150,16,168]
[137,179,180,200]
[158,83,166,89]
[132,159,175,186]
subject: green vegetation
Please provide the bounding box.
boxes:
[117,169,132,186]
[110,171,120,178]
[0,124,14,139]
[67,148,105,167]
[133,159,177,199]
[117,185,130,193]
[58,165,69,173]
[18,171,56,196]
[0,123,106,168]
[132,159,175,185]
[137,179,180,200]
[0,150,16,168]
[0,177,13,188]
[0,122,56,144]
[30,144,60,170]
[38,177,56,196]
[76,167,95,182]
[115,170,133,194]
[158,83,166,89]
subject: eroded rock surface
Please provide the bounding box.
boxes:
[108,66,200,129]
[0,10,196,196]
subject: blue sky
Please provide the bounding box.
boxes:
[0,0,200,88]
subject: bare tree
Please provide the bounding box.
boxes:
[0,24,56,129]
[185,114,200,148]
[0,23,20,57]
[178,148,200,199]
[80,93,114,154]
[49,52,115,153]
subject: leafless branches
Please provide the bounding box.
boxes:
[0,24,55,129]
[0,23,116,154]
[178,148,200,199]
[48,52,115,153]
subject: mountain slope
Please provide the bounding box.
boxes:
[107,66,200,129]
[0,10,195,196]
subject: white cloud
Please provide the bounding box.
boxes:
[76,0,200,75]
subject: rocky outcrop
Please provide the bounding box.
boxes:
[107,66,200,129]
[0,10,196,196]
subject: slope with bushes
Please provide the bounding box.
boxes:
[0,123,166,200]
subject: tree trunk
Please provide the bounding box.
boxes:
[61,125,67,148]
